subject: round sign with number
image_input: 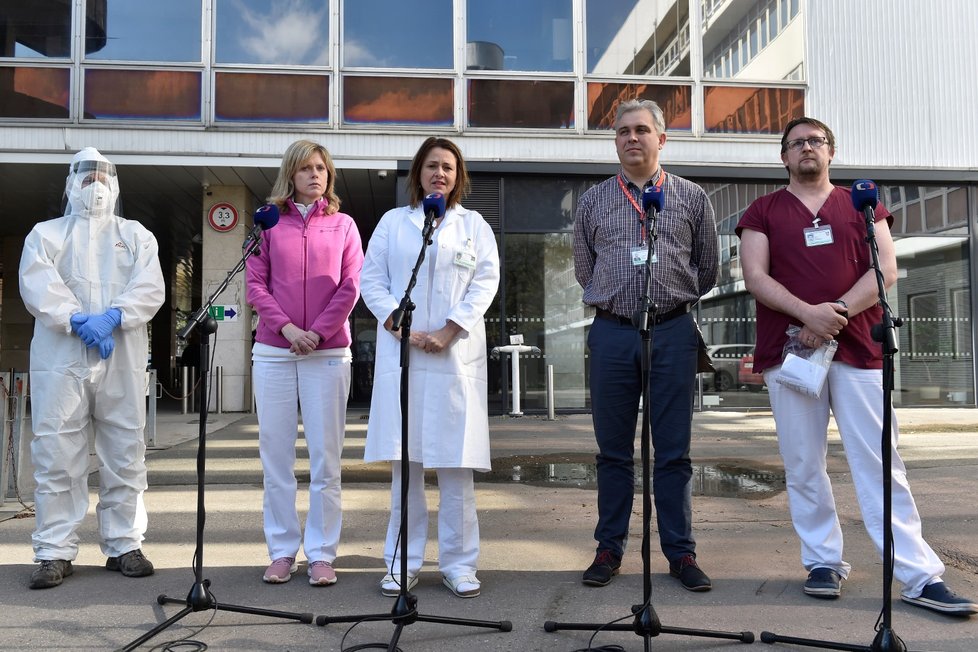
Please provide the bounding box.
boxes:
[207,202,239,232]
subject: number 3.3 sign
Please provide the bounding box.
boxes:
[207,202,239,232]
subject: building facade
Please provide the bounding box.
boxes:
[1,0,975,412]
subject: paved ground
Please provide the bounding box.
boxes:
[1,406,976,651]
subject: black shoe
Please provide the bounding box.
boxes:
[582,550,621,587]
[669,554,712,592]
[804,567,842,599]
[106,549,155,577]
[901,581,978,616]
[29,560,74,589]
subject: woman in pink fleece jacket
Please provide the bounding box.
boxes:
[246,140,364,586]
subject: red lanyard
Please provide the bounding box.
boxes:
[618,170,666,242]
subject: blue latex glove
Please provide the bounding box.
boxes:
[70,313,89,335]
[77,308,122,346]
[98,334,115,359]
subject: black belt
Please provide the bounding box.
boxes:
[595,303,691,327]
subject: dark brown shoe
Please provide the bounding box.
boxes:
[669,554,711,592]
[30,560,73,589]
[582,550,621,587]
[106,549,155,577]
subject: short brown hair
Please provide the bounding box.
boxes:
[780,117,836,154]
[407,137,470,209]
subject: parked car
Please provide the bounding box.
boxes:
[738,352,766,392]
[701,344,754,392]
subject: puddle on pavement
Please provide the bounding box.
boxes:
[480,455,784,499]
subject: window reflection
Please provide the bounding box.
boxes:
[703,0,803,80]
[344,0,452,69]
[468,79,574,128]
[0,66,70,118]
[587,82,691,130]
[586,0,689,76]
[215,0,329,65]
[84,1,201,62]
[215,72,328,122]
[703,85,803,134]
[84,69,201,120]
[343,76,453,126]
[0,3,73,58]
[467,0,573,72]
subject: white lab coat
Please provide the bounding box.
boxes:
[361,204,500,471]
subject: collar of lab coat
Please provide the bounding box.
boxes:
[407,203,470,231]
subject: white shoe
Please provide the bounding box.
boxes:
[380,573,418,597]
[443,573,481,598]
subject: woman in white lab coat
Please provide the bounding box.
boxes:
[361,137,500,599]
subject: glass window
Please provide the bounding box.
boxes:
[343,76,453,126]
[0,4,72,58]
[468,0,573,73]
[586,82,691,131]
[703,0,803,80]
[504,177,595,232]
[215,72,328,122]
[83,69,201,120]
[586,0,688,76]
[0,66,70,118]
[215,0,329,65]
[85,1,202,62]
[703,85,803,134]
[344,0,452,69]
[468,79,574,128]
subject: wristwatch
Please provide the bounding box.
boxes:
[833,299,849,319]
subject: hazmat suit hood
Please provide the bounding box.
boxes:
[64,147,121,218]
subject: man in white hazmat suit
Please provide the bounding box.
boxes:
[19,147,165,589]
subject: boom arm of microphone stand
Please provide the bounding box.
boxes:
[178,237,261,341]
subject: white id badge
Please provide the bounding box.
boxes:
[804,225,834,247]
[454,247,477,269]
[631,246,655,265]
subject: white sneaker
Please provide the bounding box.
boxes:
[380,573,418,597]
[443,573,481,598]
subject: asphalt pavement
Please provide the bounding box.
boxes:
[1,405,976,651]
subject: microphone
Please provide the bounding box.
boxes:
[422,192,446,229]
[851,179,879,234]
[642,185,664,214]
[243,204,280,253]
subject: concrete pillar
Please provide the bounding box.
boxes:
[199,187,255,412]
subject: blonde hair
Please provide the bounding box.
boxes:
[267,140,341,214]
[406,137,470,209]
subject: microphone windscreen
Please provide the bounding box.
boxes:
[254,204,280,229]
[850,180,879,212]
[422,192,446,219]
[642,185,664,213]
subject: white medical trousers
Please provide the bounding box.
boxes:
[383,461,480,579]
[31,366,148,561]
[253,353,350,563]
[765,362,944,597]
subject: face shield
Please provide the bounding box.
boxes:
[64,148,121,217]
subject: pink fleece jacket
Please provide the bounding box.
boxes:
[246,199,363,350]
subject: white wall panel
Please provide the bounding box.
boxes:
[807,0,978,171]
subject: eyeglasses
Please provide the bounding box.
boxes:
[786,136,829,151]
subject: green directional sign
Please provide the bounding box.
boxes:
[207,305,239,322]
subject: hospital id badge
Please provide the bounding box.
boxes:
[631,246,655,265]
[804,225,834,247]
[454,249,477,269]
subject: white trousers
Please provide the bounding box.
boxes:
[253,354,350,562]
[383,461,480,578]
[765,362,944,597]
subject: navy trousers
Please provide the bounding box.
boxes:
[587,312,698,563]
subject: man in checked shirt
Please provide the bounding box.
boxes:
[573,99,718,592]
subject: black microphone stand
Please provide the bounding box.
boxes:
[760,206,911,652]
[545,203,754,650]
[121,235,312,651]
[315,211,511,649]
